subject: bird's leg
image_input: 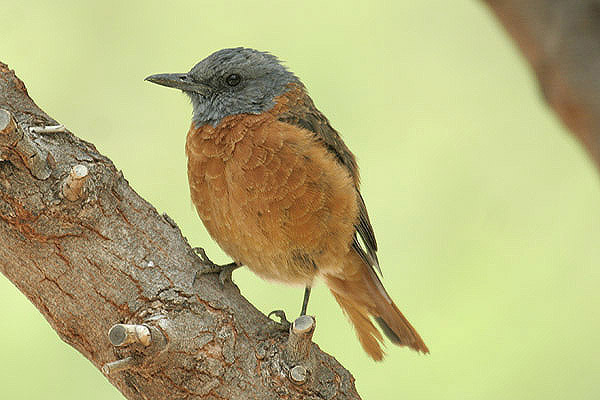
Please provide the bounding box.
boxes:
[300,286,311,316]
[268,286,313,331]
[192,247,240,287]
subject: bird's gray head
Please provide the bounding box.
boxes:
[145,47,300,126]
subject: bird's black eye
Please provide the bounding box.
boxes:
[225,73,241,87]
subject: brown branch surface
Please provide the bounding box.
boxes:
[0,62,361,400]
[483,0,600,170]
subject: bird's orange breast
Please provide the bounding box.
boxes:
[185,92,358,285]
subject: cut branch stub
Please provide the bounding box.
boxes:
[284,315,316,385]
[0,108,51,179]
[62,164,89,201]
[0,109,16,137]
[103,323,168,375]
[102,356,138,375]
[285,315,315,363]
[0,108,19,149]
[290,365,308,385]
[29,124,67,134]
[108,324,152,347]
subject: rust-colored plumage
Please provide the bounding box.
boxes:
[147,47,428,360]
[186,84,428,359]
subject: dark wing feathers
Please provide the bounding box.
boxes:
[278,90,380,274]
[357,193,380,273]
[278,97,358,178]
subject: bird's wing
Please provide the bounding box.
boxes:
[277,91,380,274]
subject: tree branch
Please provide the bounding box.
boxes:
[482,0,600,171]
[0,62,361,399]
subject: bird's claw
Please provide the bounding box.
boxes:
[267,309,291,331]
[193,247,217,270]
[216,264,238,286]
[192,247,239,287]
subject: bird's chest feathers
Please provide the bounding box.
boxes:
[184,108,359,283]
[185,113,285,230]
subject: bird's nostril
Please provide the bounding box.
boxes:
[179,75,187,81]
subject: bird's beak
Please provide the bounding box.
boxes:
[144,73,212,95]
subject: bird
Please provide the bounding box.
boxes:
[145,47,428,360]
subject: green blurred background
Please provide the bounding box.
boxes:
[2,1,600,399]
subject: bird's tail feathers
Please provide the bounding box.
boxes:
[324,251,428,360]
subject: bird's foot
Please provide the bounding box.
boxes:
[192,247,239,287]
[267,309,292,331]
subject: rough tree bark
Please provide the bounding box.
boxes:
[0,63,361,399]
[483,0,600,171]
